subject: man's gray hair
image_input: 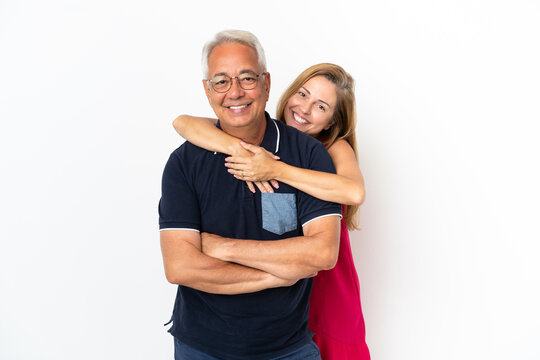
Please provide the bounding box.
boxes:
[201,29,267,79]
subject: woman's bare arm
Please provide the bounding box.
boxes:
[173,115,245,156]
[173,115,278,193]
[226,140,365,206]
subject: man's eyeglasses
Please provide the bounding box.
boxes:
[206,72,267,93]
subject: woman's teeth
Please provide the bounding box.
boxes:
[293,112,309,124]
[229,105,248,109]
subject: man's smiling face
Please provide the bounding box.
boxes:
[203,42,270,132]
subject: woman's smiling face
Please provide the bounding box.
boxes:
[283,75,337,137]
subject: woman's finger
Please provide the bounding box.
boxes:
[225,162,249,171]
[261,181,274,193]
[253,181,267,193]
[240,141,261,153]
[228,168,250,177]
[270,180,279,189]
[246,181,256,193]
[225,156,250,164]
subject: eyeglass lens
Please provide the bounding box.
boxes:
[210,72,262,92]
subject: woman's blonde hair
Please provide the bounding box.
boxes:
[276,63,360,230]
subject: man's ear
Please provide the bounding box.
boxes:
[264,72,271,100]
[202,79,212,102]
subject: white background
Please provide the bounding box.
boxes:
[1,1,539,359]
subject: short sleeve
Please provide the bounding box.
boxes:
[296,141,342,226]
[158,149,201,231]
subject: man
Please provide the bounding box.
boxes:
[159,30,341,359]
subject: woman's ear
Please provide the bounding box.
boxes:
[324,120,335,131]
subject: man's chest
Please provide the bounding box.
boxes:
[191,155,301,239]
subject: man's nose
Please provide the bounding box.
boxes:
[227,78,245,98]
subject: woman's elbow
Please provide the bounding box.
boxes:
[347,185,365,206]
[172,115,187,133]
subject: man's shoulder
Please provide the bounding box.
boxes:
[164,141,216,181]
[169,140,211,161]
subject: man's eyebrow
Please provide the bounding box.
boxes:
[301,86,332,108]
[212,70,257,77]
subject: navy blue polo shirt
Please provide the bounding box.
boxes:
[159,112,341,359]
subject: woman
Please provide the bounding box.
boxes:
[173,63,370,359]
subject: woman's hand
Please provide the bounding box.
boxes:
[225,142,280,184]
[229,139,254,157]
[245,180,280,194]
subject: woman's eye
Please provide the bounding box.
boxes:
[298,91,306,97]
[317,104,326,111]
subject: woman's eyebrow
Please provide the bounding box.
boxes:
[318,99,331,108]
[302,86,331,108]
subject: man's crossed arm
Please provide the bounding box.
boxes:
[160,215,340,295]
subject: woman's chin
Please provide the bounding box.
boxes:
[285,118,305,133]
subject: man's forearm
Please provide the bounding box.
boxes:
[161,231,296,295]
[174,260,294,294]
[203,236,333,280]
[202,217,340,280]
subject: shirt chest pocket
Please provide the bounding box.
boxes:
[261,193,297,235]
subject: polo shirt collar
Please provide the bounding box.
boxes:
[215,112,281,154]
[259,112,280,154]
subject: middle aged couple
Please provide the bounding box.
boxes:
[159,29,370,360]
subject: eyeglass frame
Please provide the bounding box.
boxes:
[205,71,267,93]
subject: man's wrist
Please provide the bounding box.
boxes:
[217,237,236,262]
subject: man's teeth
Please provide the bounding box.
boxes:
[293,113,309,124]
[229,105,248,109]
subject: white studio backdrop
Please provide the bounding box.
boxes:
[1,0,539,359]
